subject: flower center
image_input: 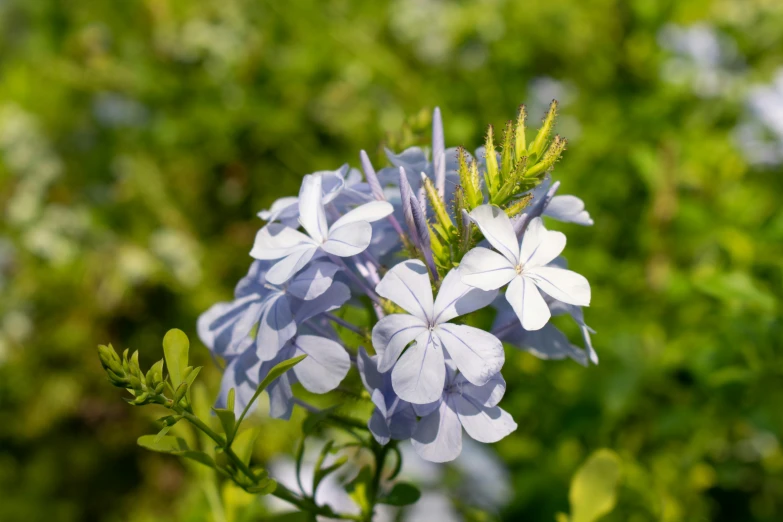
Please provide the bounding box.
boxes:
[515,263,524,275]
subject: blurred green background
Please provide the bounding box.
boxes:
[1,0,782,520]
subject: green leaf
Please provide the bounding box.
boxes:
[138,434,189,453]
[162,329,189,387]
[137,435,216,469]
[312,440,348,493]
[245,478,277,495]
[234,354,307,432]
[153,425,172,443]
[258,354,306,395]
[345,465,372,513]
[569,449,622,522]
[232,427,260,466]
[214,407,237,443]
[379,482,421,506]
[227,387,235,412]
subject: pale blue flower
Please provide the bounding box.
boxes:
[491,299,590,366]
[527,176,593,226]
[257,164,372,226]
[460,205,591,331]
[372,260,501,404]
[197,260,347,361]
[216,328,351,420]
[357,347,416,445]
[250,174,393,284]
[411,360,517,463]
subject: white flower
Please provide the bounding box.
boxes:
[460,204,590,331]
[371,260,502,404]
[250,174,393,285]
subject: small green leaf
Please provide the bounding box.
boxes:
[214,407,237,442]
[257,354,306,394]
[137,434,216,469]
[232,427,260,466]
[227,387,235,412]
[138,434,189,453]
[379,482,421,506]
[569,449,622,522]
[162,329,189,387]
[245,478,277,495]
[345,465,372,513]
[153,425,172,443]
[234,354,307,432]
[180,451,217,469]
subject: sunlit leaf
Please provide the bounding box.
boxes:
[162,329,189,387]
[569,449,622,522]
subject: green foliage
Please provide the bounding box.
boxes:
[163,328,190,389]
[568,449,622,522]
[137,435,216,470]
[1,0,782,521]
[379,483,422,506]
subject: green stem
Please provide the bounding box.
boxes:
[156,396,362,520]
[364,441,390,522]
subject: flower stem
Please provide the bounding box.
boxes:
[154,396,363,520]
[364,440,390,522]
[325,313,366,336]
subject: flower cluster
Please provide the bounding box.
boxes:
[198,103,596,462]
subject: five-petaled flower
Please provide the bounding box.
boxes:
[250,174,393,285]
[372,260,503,404]
[411,359,517,462]
[460,205,591,331]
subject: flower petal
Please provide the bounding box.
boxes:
[453,395,517,444]
[389,405,417,441]
[287,261,340,300]
[250,224,316,260]
[368,408,392,446]
[234,261,268,298]
[267,368,296,420]
[375,260,434,322]
[357,346,384,392]
[455,372,506,408]
[215,356,256,416]
[329,201,394,230]
[391,330,446,404]
[458,247,516,292]
[432,267,498,323]
[412,400,463,463]
[506,275,551,331]
[197,294,261,356]
[526,266,591,307]
[372,314,428,372]
[258,196,299,223]
[544,195,593,226]
[293,281,351,323]
[436,324,504,386]
[298,175,329,243]
[265,245,317,285]
[520,322,588,366]
[255,293,297,362]
[321,221,372,257]
[291,335,351,393]
[469,205,520,265]
[518,217,566,268]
